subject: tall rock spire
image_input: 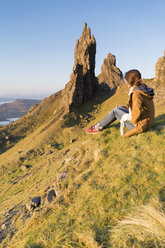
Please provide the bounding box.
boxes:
[62,23,98,111]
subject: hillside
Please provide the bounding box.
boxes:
[0,99,41,122]
[0,83,164,248]
[0,24,164,248]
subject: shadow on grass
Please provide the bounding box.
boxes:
[153,113,165,125]
[0,135,26,155]
[94,225,111,247]
[62,85,117,128]
[25,243,45,248]
[149,114,165,135]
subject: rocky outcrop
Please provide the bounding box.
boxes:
[155,51,165,85]
[98,53,123,92]
[149,51,165,103]
[61,23,98,111]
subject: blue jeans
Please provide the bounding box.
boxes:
[99,106,135,130]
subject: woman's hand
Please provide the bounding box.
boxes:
[116,104,122,108]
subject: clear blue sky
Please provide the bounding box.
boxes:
[0,0,164,98]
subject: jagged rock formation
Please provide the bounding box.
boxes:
[149,51,165,103]
[61,23,98,111]
[155,51,165,85]
[98,53,123,92]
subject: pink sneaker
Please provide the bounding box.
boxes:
[86,125,101,134]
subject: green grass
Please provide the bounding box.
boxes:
[0,85,164,248]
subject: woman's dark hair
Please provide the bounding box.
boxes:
[124,69,142,86]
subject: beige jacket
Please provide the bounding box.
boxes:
[124,83,155,137]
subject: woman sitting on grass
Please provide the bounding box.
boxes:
[86,69,155,137]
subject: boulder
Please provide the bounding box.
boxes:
[47,190,56,203]
[26,196,41,211]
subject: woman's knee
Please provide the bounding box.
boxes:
[113,107,120,115]
[114,107,128,120]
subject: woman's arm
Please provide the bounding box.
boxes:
[131,92,143,124]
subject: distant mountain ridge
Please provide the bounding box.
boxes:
[0,99,41,121]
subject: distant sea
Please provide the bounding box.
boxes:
[0,100,19,126]
[0,100,14,105]
[0,118,20,126]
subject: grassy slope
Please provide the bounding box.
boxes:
[0,84,164,248]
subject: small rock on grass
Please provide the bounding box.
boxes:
[21,165,31,171]
[61,172,67,179]
[45,150,53,155]
[47,190,56,203]
[1,224,6,230]
[26,196,41,211]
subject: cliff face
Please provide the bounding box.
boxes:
[62,23,98,111]
[98,53,123,92]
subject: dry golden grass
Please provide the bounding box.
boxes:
[111,204,165,248]
[73,229,102,248]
